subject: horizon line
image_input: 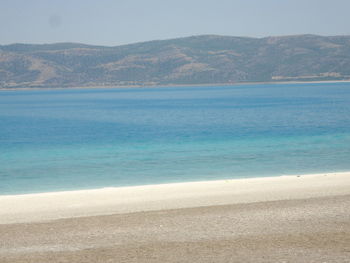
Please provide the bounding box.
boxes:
[1,33,350,48]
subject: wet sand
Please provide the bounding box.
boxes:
[1,173,350,262]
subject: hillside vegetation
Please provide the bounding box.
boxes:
[1,34,350,88]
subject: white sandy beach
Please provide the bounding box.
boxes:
[1,172,350,262]
[1,172,350,224]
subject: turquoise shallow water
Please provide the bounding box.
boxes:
[1,83,350,194]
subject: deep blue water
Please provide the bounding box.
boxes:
[1,83,350,195]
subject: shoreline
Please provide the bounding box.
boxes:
[1,172,350,224]
[1,79,350,91]
[2,170,350,197]
[2,172,350,262]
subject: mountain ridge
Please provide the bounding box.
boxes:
[1,34,350,89]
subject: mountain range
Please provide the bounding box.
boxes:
[1,34,350,89]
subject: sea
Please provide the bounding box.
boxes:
[1,82,350,195]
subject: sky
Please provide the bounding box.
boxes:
[1,0,350,46]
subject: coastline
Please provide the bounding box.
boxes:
[1,172,350,224]
[1,172,350,262]
[1,79,350,91]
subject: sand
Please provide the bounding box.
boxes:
[1,172,350,224]
[1,172,350,262]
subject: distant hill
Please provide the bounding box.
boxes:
[1,34,350,89]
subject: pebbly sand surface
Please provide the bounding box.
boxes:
[1,173,350,262]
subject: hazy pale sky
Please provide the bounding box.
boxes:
[1,0,350,46]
